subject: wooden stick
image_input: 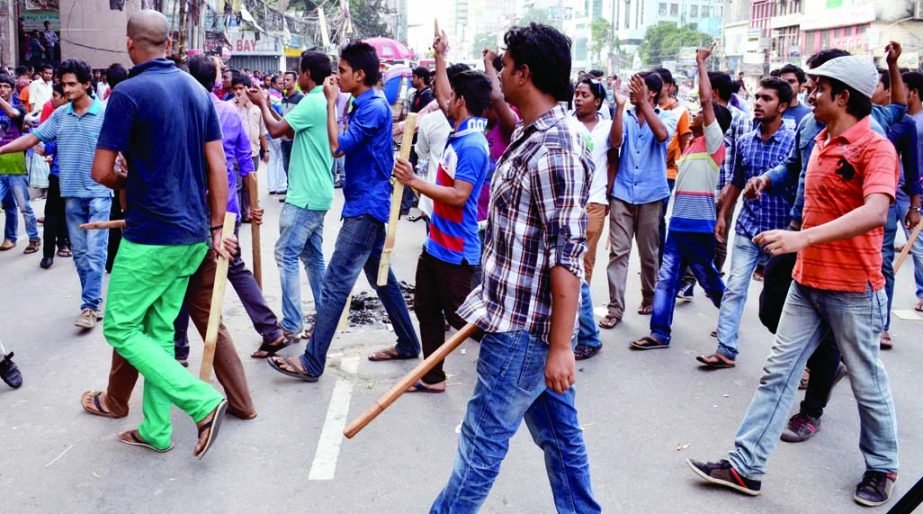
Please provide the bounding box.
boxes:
[338,293,352,330]
[376,113,417,286]
[344,323,478,439]
[434,19,440,38]
[895,221,923,274]
[80,220,126,230]
[248,172,262,290]
[199,213,237,382]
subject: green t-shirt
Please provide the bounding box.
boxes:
[284,86,333,211]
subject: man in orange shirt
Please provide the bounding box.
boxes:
[688,55,900,508]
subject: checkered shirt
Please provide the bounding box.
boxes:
[732,123,797,239]
[457,106,591,343]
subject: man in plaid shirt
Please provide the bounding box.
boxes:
[430,23,601,513]
[697,77,796,368]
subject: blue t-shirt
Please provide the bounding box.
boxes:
[782,103,812,130]
[336,88,393,223]
[425,117,490,265]
[33,99,111,198]
[96,59,222,246]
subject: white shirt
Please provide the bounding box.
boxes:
[414,110,452,216]
[27,79,52,115]
[573,114,613,205]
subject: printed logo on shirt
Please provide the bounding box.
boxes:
[835,157,856,182]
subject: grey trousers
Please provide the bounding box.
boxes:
[606,198,662,319]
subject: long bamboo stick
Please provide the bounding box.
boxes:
[199,212,237,382]
[376,113,417,286]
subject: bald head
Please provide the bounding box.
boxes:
[127,9,169,49]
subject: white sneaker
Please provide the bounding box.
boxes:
[75,309,98,329]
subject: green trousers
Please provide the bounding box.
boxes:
[103,239,223,450]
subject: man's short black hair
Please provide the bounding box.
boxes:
[713,103,732,133]
[652,67,674,86]
[39,63,54,73]
[412,66,431,85]
[57,59,93,86]
[769,68,781,77]
[300,51,332,83]
[188,54,217,91]
[577,77,607,103]
[708,71,733,102]
[805,48,850,69]
[14,65,28,77]
[778,63,806,84]
[283,70,297,80]
[446,63,471,82]
[450,70,493,117]
[340,41,380,86]
[821,76,872,119]
[0,74,15,89]
[230,69,250,88]
[52,82,64,96]
[588,69,605,79]
[639,71,664,104]
[503,23,572,101]
[903,71,923,99]
[758,76,794,107]
[107,63,129,89]
[878,68,890,91]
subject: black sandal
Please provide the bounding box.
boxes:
[194,400,228,460]
[251,335,294,359]
[268,356,319,382]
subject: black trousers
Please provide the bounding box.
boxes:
[414,250,475,385]
[42,174,69,259]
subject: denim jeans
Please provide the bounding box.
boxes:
[895,196,923,298]
[300,215,419,376]
[275,203,326,334]
[651,232,725,345]
[729,282,898,479]
[3,189,17,241]
[577,280,601,349]
[715,234,763,360]
[883,202,923,331]
[431,331,600,514]
[0,175,38,241]
[65,197,111,311]
[267,137,287,193]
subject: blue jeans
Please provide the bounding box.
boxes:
[274,203,326,334]
[576,280,601,348]
[715,234,763,360]
[883,202,923,331]
[651,232,725,345]
[729,282,898,479]
[300,215,419,376]
[3,190,17,241]
[0,175,38,240]
[431,331,601,514]
[895,197,923,298]
[65,197,111,311]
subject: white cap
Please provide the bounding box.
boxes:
[807,55,879,99]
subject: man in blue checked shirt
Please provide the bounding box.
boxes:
[694,77,795,366]
[0,58,112,330]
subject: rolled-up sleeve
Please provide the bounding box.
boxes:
[531,148,588,279]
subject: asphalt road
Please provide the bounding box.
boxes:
[2,175,922,513]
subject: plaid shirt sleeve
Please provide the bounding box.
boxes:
[530,148,589,279]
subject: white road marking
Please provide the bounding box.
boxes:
[308,356,360,480]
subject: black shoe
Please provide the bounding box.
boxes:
[676,281,694,302]
[854,470,896,507]
[574,343,601,361]
[687,458,761,496]
[40,257,53,269]
[781,412,820,443]
[0,352,23,389]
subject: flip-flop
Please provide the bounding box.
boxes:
[80,390,122,418]
[268,356,319,382]
[407,381,446,393]
[598,315,620,329]
[194,400,228,460]
[251,335,294,359]
[637,304,653,315]
[696,353,736,369]
[57,247,72,258]
[915,300,923,313]
[368,347,418,361]
[629,336,669,350]
[118,430,174,453]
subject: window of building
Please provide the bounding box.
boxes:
[670,2,678,15]
[659,2,667,15]
[690,4,698,17]
[701,5,710,17]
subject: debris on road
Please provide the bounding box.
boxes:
[304,282,416,329]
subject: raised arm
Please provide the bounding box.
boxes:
[248,87,293,138]
[631,74,669,142]
[697,45,716,127]
[433,31,452,116]
[483,49,517,136]
[886,42,907,107]
[0,94,21,119]
[323,76,342,157]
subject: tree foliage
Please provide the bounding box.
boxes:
[639,22,712,66]
[473,32,497,55]
[590,18,612,67]
[298,0,390,39]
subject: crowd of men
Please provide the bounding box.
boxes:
[1,7,922,511]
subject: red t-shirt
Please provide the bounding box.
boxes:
[794,116,899,292]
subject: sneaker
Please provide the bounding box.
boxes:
[781,412,821,443]
[687,458,761,496]
[0,352,22,389]
[0,239,15,251]
[676,281,694,302]
[574,343,601,361]
[75,308,98,329]
[854,470,896,507]
[23,238,40,254]
[40,257,54,269]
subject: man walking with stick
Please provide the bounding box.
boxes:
[430,23,600,512]
[90,10,229,458]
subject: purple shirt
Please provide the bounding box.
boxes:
[211,93,254,216]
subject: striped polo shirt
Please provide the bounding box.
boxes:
[33,97,111,198]
[669,120,726,233]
